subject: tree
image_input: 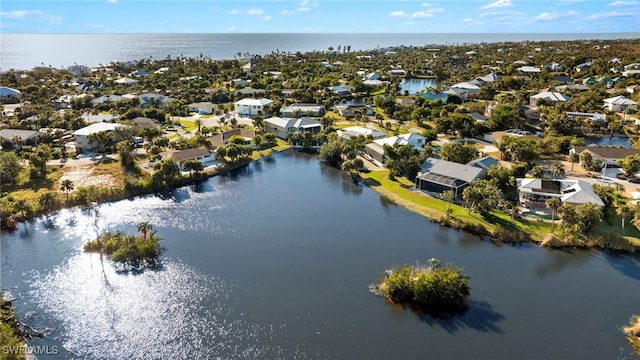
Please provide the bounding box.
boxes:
[152,158,181,186]
[439,142,479,164]
[38,191,59,212]
[183,159,204,178]
[545,197,562,233]
[439,190,455,221]
[383,143,427,180]
[318,136,344,167]
[569,152,580,172]
[462,179,503,215]
[15,199,29,218]
[616,202,633,235]
[137,221,153,240]
[252,114,264,133]
[264,133,276,148]
[552,162,565,180]
[116,140,136,171]
[618,154,640,179]
[530,165,545,178]
[558,204,578,233]
[60,179,74,200]
[0,151,23,186]
[580,151,593,170]
[29,144,52,179]
[574,203,602,235]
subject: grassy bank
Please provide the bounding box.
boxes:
[0,292,27,360]
[624,315,640,355]
[362,169,639,250]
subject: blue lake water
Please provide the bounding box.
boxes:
[399,78,437,95]
[2,150,640,359]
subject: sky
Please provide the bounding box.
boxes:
[1,0,639,34]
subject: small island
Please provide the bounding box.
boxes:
[624,315,640,355]
[83,222,161,266]
[376,258,470,310]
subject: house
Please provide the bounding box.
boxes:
[565,112,606,124]
[188,102,216,115]
[91,94,123,107]
[234,98,274,117]
[395,98,416,106]
[154,67,170,75]
[335,105,356,117]
[235,88,266,97]
[544,62,564,72]
[83,113,119,123]
[517,178,604,210]
[555,84,590,92]
[571,146,640,167]
[421,91,448,103]
[365,72,380,80]
[451,82,480,93]
[415,158,487,199]
[603,95,637,112]
[329,85,352,97]
[468,112,488,123]
[264,117,322,139]
[139,93,172,108]
[575,61,593,73]
[0,129,42,144]
[363,79,388,89]
[467,156,499,170]
[207,129,255,147]
[169,148,215,169]
[72,122,130,153]
[280,103,325,117]
[0,87,21,103]
[475,72,501,83]
[129,69,150,77]
[622,70,640,77]
[517,66,542,74]
[130,117,161,129]
[114,77,138,85]
[627,85,639,94]
[231,79,251,88]
[553,75,573,85]
[364,133,427,165]
[529,91,570,106]
[336,126,386,140]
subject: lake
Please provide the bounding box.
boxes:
[2,150,640,359]
[399,78,437,95]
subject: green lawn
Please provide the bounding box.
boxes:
[179,120,197,132]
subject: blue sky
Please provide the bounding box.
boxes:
[1,0,639,33]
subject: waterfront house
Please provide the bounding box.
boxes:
[603,95,637,112]
[72,122,131,153]
[129,69,150,77]
[570,145,640,167]
[415,158,486,199]
[264,117,322,139]
[280,103,325,118]
[169,148,215,169]
[329,85,352,97]
[207,129,255,147]
[0,87,21,103]
[234,98,274,117]
[364,133,427,166]
[517,178,604,210]
[565,112,606,125]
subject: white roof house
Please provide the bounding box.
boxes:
[114,77,138,85]
[451,82,480,93]
[517,178,604,208]
[373,133,427,149]
[234,98,274,116]
[336,126,386,140]
[529,91,570,106]
[73,122,126,136]
[517,66,542,73]
[603,95,637,112]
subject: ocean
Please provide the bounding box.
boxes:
[1,32,639,71]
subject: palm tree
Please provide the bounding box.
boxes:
[580,151,593,172]
[569,152,580,172]
[137,221,153,239]
[545,197,562,233]
[552,162,565,180]
[616,202,633,235]
[60,179,74,200]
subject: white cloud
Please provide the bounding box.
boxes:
[0,9,61,24]
[480,0,514,10]
[299,0,319,8]
[296,7,311,12]
[556,0,583,5]
[534,12,559,20]
[421,2,432,6]
[608,1,639,6]
[230,8,264,16]
[281,10,294,15]
[247,8,263,15]
[462,18,473,22]
[261,15,272,21]
[108,0,119,3]
[230,9,244,15]
[587,10,638,19]
[390,11,408,17]
[411,11,433,18]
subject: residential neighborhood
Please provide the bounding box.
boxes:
[1,37,640,254]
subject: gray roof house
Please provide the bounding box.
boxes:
[280,103,325,118]
[571,145,640,167]
[467,156,500,170]
[130,117,161,129]
[517,178,604,210]
[264,117,322,139]
[169,148,215,169]
[0,87,21,104]
[0,129,42,144]
[415,158,487,199]
[188,102,216,115]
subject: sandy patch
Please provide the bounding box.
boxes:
[60,165,116,189]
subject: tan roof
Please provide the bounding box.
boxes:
[573,146,640,159]
[170,148,212,162]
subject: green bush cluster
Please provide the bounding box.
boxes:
[83,230,161,265]
[379,259,470,309]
